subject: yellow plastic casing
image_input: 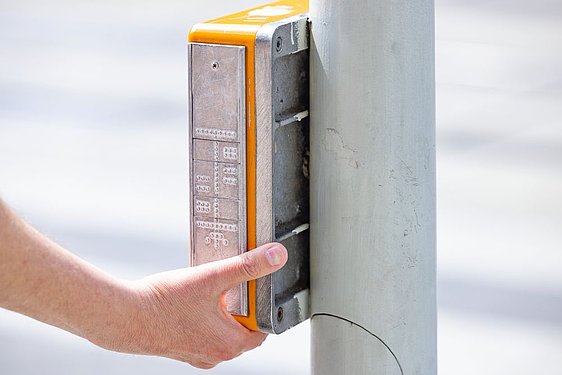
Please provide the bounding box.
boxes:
[188,0,309,331]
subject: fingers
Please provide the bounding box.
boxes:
[192,361,217,370]
[195,331,265,367]
[224,331,267,360]
[129,245,281,369]
[209,242,288,292]
[244,331,267,351]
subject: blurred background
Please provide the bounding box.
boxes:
[1,0,561,373]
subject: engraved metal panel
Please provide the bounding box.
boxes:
[193,217,243,313]
[193,217,241,263]
[194,196,240,221]
[193,160,241,200]
[189,43,247,316]
[191,43,245,142]
[194,139,241,164]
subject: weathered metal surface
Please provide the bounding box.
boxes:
[188,43,247,316]
[309,0,437,372]
[255,15,310,333]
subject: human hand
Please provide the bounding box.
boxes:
[94,242,288,369]
[0,200,288,369]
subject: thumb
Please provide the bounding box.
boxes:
[211,242,288,292]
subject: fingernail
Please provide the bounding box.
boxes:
[265,245,284,266]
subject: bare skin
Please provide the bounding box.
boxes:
[0,199,288,369]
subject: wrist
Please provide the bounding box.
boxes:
[82,278,148,354]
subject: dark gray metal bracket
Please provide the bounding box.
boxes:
[254,14,310,334]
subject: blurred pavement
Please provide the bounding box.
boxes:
[1,0,561,374]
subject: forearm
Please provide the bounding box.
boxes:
[0,200,137,346]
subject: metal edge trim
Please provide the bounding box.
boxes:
[237,45,248,316]
[187,43,195,269]
[254,23,275,333]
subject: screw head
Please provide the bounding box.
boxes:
[276,36,283,52]
[277,306,284,322]
[211,61,219,70]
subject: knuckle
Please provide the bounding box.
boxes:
[255,334,267,347]
[194,361,216,369]
[246,332,266,350]
[239,254,260,279]
[216,348,237,362]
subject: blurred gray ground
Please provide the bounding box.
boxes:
[1,0,561,374]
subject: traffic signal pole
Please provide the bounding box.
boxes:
[309,0,437,373]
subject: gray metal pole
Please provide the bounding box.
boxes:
[309,0,436,373]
